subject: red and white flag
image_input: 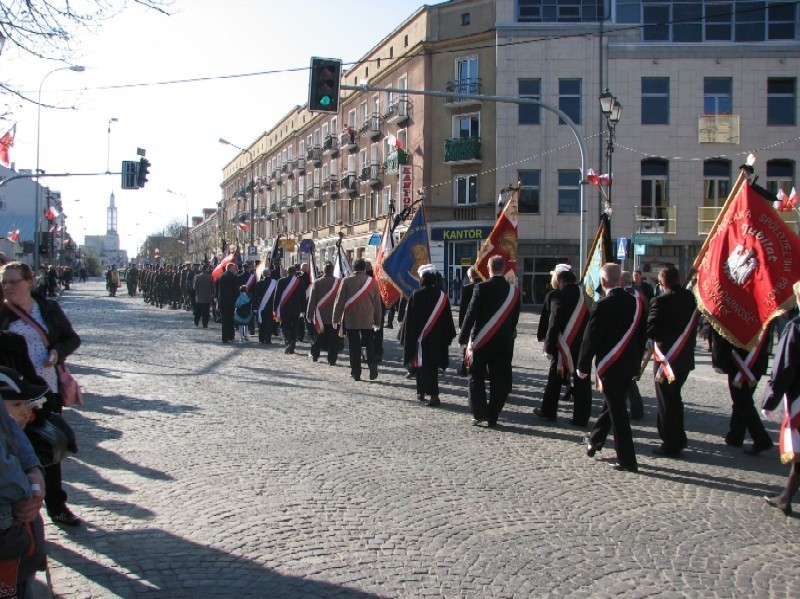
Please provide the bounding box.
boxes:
[236,222,249,231]
[773,187,798,211]
[694,177,800,349]
[373,211,401,308]
[0,124,16,168]
[44,207,59,221]
[586,168,611,187]
[8,229,19,242]
[475,185,519,285]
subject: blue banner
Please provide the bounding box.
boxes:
[381,208,431,298]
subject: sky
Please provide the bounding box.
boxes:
[1,0,432,255]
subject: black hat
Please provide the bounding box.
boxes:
[0,366,49,401]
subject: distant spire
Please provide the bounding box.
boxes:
[107,190,118,234]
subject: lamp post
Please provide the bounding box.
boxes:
[106,117,119,174]
[219,138,256,250]
[34,64,85,271]
[598,88,622,212]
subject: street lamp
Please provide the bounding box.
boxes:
[106,117,119,174]
[598,88,622,212]
[34,64,85,271]
[219,137,256,249]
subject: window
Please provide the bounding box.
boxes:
[348,110,356,128]
[517,0,603,23]
[519,79,541,125]
[518,170,540,214]
[359,103,368,128]
[641,159,668,218]
[380,187,391,216]
[455,57,478,92]
[642,78,669,125]
[703,159,731,209]
[559,79,581,125]
[454,114,480,139]
[768,78,796,126]
[455,174,478,205]
[673,2,702,42]
[706,2,733,41]
[766,160,795,196]
[461,12,471,26]
[557,171,580,213]
[704,78,732,115]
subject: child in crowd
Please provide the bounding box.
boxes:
[233,285,253,342]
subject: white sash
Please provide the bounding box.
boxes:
[556,290,588,377]
[653,310,699,383]
[465,285,519,367]
[596,291,644,380]
[274,277,300,322]
[413,291,448,368]
[732,332,767,388]
[313,278,341,334]
[256,279,277,324]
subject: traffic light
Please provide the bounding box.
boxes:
[137,158,151,188]
[308,57,342,113]
[121,161,139,189]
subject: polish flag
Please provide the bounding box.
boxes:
[788,187,798,210]
[0,124,16,167]
[387,134,403,150]
[774,187,798,212]
[237,222,249,231]
[586,169,611,187]
[8,229,19,242]
[44,207,59,221]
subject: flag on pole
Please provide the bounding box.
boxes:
[474,186,519,284]
[212,247,242,281]
[380,207,431,298]
[8,229,19,242]
[333,240,353,279]
[774,187,798,211]
[580,213,613,302]
[694,175,800,349]
[586,168,612,187]
[373,209,402,308]
[44,207,59,221]
[236,222,250,231]
[0,124,16,167]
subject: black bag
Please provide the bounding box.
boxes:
[25,413,78,467]
[236,303,251,319]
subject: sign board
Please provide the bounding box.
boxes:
[299,239,315,254]
[631,233,664,246]
[279,238,296,252]
[460,258,472,266]
[616,237,628,260]
[247,245,258,257]
[399,164,413,208]
[634,244,646,256]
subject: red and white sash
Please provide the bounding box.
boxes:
[256,279,277,323]
[312,278,341,334]
[732,332,768,388]
[341,277,376,316]
[556,290,588,377]
[273,277,300,322]
[464,285,519,367]
[596,291,645,380]
[412,291,448,368]
[653,310,699,383]
[779,395,800,464]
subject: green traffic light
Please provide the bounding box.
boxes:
[320,96,332,106]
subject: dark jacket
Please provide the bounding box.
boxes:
[458,283,475,329]
[537,288,557,343]
[711,327,770,379]
[0,293,81,364]
[217,271,240,309]
[457,276,521,353]
[578,287,646,382]
[762,315,800,412]
[543,283,587,362]
[646,287,697,374]
[403,285,456,369]
[274,275,305,320]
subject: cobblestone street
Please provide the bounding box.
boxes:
[44,281,797,597]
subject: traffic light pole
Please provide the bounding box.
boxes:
[338,84,591,270]
[0,171,122,187]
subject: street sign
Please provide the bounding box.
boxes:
[634,244,646,256]
[247,245,258,257]
[279,238,296,252]
[616,237,628,260]
[299,239,315,253]
[631,232,664,246]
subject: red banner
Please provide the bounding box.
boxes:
[694,180,800,349]
[374,214,401,308]
[475,187,519,284]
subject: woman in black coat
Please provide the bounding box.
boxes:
[403,267,456,407]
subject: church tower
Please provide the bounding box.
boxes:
[105,191,119,251]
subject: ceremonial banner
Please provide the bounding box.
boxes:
[475,187,519,284]
[380,207,431,298]
[694,178,800,349]
[333,241,353,279]
[373,209,402,308]
[211,247,241,282]
[580,213,612,302]
[0,124,16,167]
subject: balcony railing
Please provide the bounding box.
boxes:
[359,114,382,140]
[360,163,383,186]
[698,115,740,144]
[340,129,358,151]
[281,163,290,176]
[445,78,482,105]
[305,185,321,200]
[294,157,306,176]
[384,98,412,124]
[699,205,798,235]
[427,204,495,222]
[307,147,322,166]
[340,172,358,195]
[384,148,408,175]
[269,202,279,213]
[322,176,340,198]
[323,133,339,155]
[444,137,481,163]
[270,169,278,181]
[634,205,676,235]
[280,196,292,211]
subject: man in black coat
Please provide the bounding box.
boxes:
[621,271,646,421]
[646,266,697,458]
[535,265,591,426]
[253,271,277,345]
[458,267,478,329]
[217,263,240,343]
[274,265,305,354]
[578,263,647,473]
[458,256,521,428]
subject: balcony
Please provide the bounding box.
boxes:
[698,205,798,235]
[445,78,482,107]
[281,163,290,177]
[384,149,408,175]
[322,176,340,199]
[305,185,321,201]
[340,172,358,195]
[280,196,292,212]
[322,133,339,156]
[698,115,740,144]
[634,205,676,235]
[269,202,279,213]
[444,137,481,164]
[294,157,306,176]
[270,169,279,181]
[307,146,322,167]
[359,114,382,141]
[384,98,412,125]
[339,129,358,152]
[360,163,383,187]
[427,203,495,222]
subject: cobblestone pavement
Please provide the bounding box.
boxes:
[44,280,797,598]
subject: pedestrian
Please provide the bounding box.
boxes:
[253,270,278,345]
[332,258,383,381]
[306,261,341,364]
[761,279,800,516]
[621,271,646,421]
[632,269,655,303]
[579,263,646,473]
[534,264,591,426]
[274,265,305,354]
[0,261,83,524]
[234,285,253,342]
[106,265,120,297]
[458,256,521,428]
[403,264,456,407]
[217,263,239,343]
[646,266,697,458]
[192,264,213,328]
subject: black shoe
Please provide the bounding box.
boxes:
[724,437,744,448]
[630,412,645,421]
[49,507,81,527]
[652,446,682,458]
[571,420,589,428]
[533,407,556,422]
[386,323,393,329]
[285,345,295,355]
[352,374,361,381]
[426,397,441,407]
[417,394,426,402]
[764,495,792,516]
[583,435,600,458]
[309,355,319,362]
[746,442,774,456]
[369,365,379,380]
[487,419,498,428]
[610,462,638,473]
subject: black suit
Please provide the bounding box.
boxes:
[646,287,697,453]
[458,276,521,424]
[217,271,240,343]
[458,283,475,329]
[538,283,591,425]
[274,275,305,350]
[578,287,646,471]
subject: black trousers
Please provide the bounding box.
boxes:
[654,371,689,452]
[194,302,210,327]
[726,374,772,447]
[588,376,638,470]
[468,348,513,423]
[220,308,235,342]
[415,361,440,398]
[281,316,299,348]
[539,361,592,425]
[627,379,644,418]
[258,311,273,343]
[39,393,67,513]
[311,324,339,364]
[347,329,375,378]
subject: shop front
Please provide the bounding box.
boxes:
[430,225,493,302]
